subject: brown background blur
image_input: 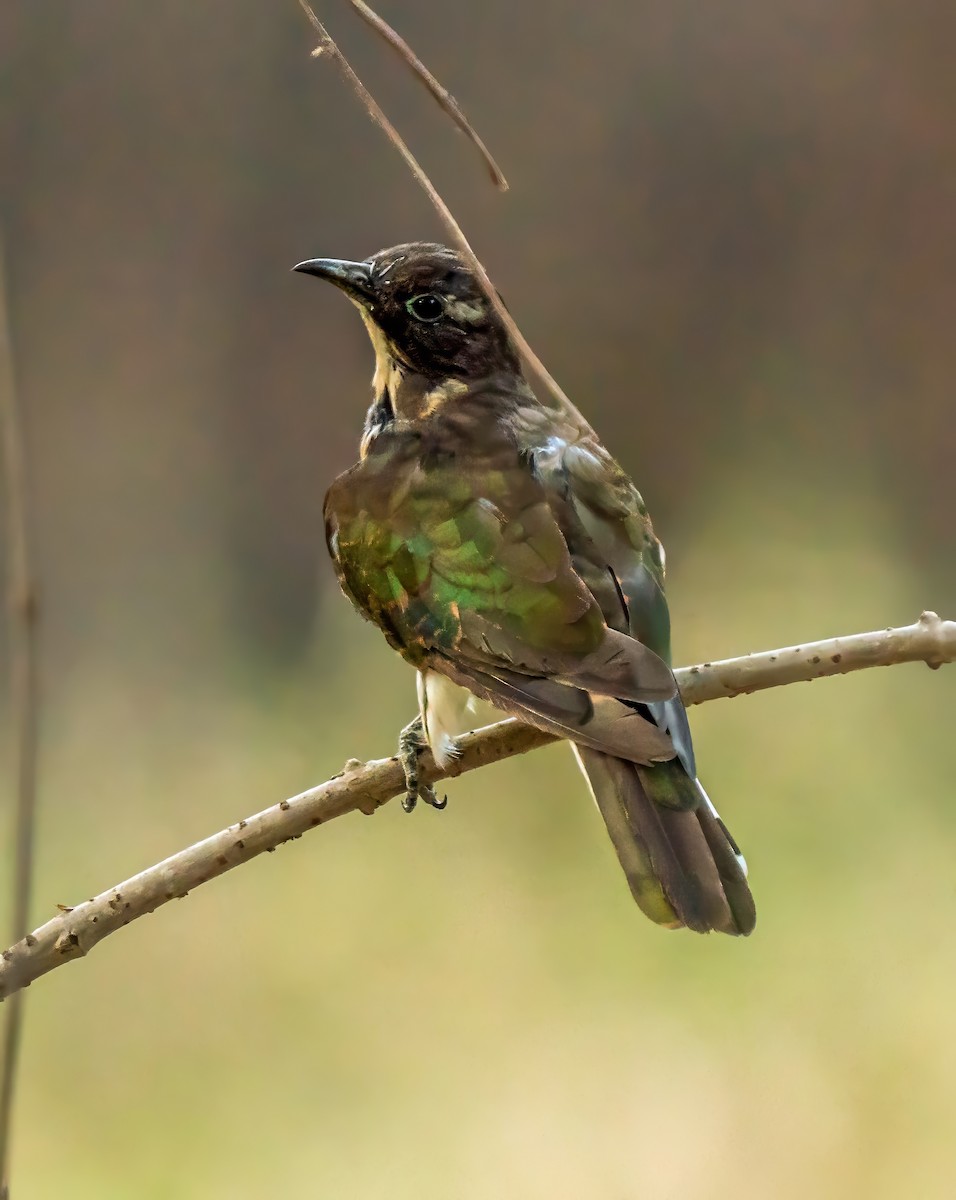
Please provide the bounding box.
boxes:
[2,2,955,1198]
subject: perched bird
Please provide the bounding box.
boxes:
[295,242,755,935]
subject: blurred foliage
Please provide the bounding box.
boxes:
[1,0,955,1197]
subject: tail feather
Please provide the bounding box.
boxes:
[695,802,757,934]
[574,747,755,936]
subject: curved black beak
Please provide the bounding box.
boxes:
[292,257,376,305]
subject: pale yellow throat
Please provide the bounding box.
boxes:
[359,309,405,403]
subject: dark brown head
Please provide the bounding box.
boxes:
[294,242,519,387]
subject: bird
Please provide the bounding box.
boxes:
[294,242,755,936]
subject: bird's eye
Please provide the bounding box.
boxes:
[406,293,444,322]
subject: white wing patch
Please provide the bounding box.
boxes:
[563,443,607,484]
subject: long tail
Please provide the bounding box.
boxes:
[574,747,756,935]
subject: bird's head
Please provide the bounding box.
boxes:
[294,242,520,409]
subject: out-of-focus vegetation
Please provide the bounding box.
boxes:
[2,1,955,1197]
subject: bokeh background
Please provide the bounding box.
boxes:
[2,2,956,1196]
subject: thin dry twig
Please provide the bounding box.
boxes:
[296,0,589,426]
[0,232,41,1194]
[344,0,508,191]
[1,612,952,1004]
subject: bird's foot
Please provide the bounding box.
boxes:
[398,716,447,813]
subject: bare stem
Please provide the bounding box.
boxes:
[0,612,952,1004]
[344,0,508,190]
[0,231,41,1193]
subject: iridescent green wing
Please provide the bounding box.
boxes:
[328,451,594,657]
[324,439,677,758]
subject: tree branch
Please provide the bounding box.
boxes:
[342,0,508,191]
[0,612,951,1003]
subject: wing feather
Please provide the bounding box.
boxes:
[324,423,679,760]
[534,432,698,776]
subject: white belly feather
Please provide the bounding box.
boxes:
[417,670,499,769]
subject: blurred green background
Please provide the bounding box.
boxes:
[2,2,956,1197]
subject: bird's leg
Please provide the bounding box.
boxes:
[397,715,447,813]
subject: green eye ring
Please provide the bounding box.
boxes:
[406,293,444,322]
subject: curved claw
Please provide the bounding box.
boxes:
[398,716,448,814]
